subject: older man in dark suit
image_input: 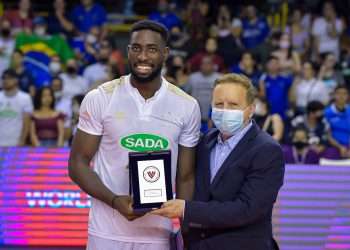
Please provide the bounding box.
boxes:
[151,73,285,250]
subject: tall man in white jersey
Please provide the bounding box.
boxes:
[68,20,201,250]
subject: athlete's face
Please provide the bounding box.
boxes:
[128,29,169,83]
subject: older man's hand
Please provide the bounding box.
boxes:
[149,199,185,219]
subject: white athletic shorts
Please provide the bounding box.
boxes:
[86,234,170,250]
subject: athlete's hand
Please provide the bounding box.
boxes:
[112,195,142,221]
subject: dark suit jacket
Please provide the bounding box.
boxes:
[183,122,285,250]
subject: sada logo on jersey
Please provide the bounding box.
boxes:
[120,133,169,152]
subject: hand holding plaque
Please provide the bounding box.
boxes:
[128,150,173,212]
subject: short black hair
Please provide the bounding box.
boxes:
[34,87,55,110]
[306,100,324,114]
[2,69,18,79]
[130,20,169,45]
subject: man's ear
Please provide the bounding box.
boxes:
[164,46,170,61]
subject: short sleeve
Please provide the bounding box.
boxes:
[311,18,323,36]
[178,101,201,147]
[22,94,33,113]
[77,89,104,135]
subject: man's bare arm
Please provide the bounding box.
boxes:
[69,129,139,220]
[176,145,196,200]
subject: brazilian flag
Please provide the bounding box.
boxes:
[15,32,74,88]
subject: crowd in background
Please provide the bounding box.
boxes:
[1,0,350,165]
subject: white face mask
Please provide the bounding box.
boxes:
[34,27,46,36]
[49,62,61,74]
[279,40,290,49]
[86,34,97,44]
[54,91,63,100]
[212,107,245,136]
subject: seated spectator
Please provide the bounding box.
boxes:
[51,77,72,143]
[47,0,74,36]
[83,39,111,88]
[165,55,189,89]
[254,97,284,142]
[188,37,226,73]
[324,85,350,158]
[0,19,15,77]
[311,1,343,61]
[290,61,329,113]
[15,16,74,88]
[285,8,310,57]
[11,50,35,97]
[184,56,221,133]
[271,33,302,75]
[291,101,339,159]
[30,87,65,147]
[149,0,182,30]
[59,59,88,101]
[0,69,33,146]
[283,126,320,164]
[69,0,107,35]
[230,51,261,88]
[3,0,33,34]
[318,53,345,96]
[259,55,293,120]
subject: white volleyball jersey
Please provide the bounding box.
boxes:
[77,75,201,243]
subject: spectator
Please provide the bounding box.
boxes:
[4,0,33,34]
[185,0,209,44]
[165,55,189,88]
[51,76,72,143]
[0,69,33,146]
[11,50,35,97]
[0,19,15,77]
[254,97,284,142]
[318,53,345,96]
[109,42,125,76]
[83,39,111,88]
[324,85,350,158]
[15,16,74,88]
[230,51,261,88]
[290,61,329,113]
[69,26,101,66]
[259,55,293,119]
[285,8,310,57]
[48,55,63,77]
[283,126,320,164]
[69,0,107,34]
[30,87,65,147]
[212,5,242,67]
[168,25,191,59]
[47,0,74,36]
[59,59,88,101]
[149,0,182,30]
[241,5,270,57]
[291,100,339,158]
[184,56,221,132]
[311,1,343,61]
[188,37,226,73]
[272,32,302,75]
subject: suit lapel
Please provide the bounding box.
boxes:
[202,129,220,189]
[210,123,259,189]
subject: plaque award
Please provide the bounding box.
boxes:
[128,150,173,212]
